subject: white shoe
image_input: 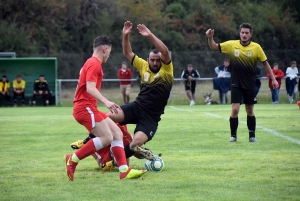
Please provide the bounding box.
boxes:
[190,100,195,106]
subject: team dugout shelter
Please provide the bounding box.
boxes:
[0,58,57,105]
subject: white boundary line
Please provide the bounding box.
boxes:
[169,106,300,145]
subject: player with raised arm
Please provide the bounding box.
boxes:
[72,22,174,165]
[206,23,278,142]
[64,36,146,181]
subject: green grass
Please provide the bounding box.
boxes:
[0,104,300,201]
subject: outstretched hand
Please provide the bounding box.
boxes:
[104,101,121,114]
[206,28,214,38]
[137,24,152,37]
[123,21,133,35]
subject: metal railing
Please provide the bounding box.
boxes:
[56,76,299,105]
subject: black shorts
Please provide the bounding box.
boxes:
[120,102,160,141]
[231,87,257,104]
[184,82,196,94]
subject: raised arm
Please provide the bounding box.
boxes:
[206,29,219,51]
[137,24,171,63]
[122,21,135,62]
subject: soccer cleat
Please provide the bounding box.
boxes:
[65,154,78,181]
[229,137,237,142]
[133,146,156,161]
[249,137,257,142]
[71,140,84,149]
[101,160,116,171]
[190,100,195,106]
[120,168,146,179]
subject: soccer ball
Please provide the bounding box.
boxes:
[144,156,164,172]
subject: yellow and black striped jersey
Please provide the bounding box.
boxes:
[132,55,174,115]
[219,40,267,89]
[13,79,26,90]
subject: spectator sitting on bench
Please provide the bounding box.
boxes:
[13,74,26,107]
[32,74,50,106]
[0,75,11,106]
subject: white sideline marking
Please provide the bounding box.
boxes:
[169,106,300,145]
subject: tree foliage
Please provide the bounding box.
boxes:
[0,0,299,78]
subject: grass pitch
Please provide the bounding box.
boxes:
[0,104,299,201]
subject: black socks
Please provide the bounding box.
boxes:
[229,117,238,138]
[124,144,135,158]
[247,115,256,138]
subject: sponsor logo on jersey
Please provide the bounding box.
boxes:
[234,49,240,57]
[246,50,253,57]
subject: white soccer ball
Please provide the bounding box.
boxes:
[144,156,164,172]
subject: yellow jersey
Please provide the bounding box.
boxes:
[133,55,174,115]
[0,81,10,92]
[219,40,267,89]
[13,79,26,90]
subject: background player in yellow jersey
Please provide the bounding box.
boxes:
[206,23,279,142]
[107,21,174,160]
[13,74,26,107]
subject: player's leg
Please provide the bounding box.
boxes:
[125,85,130,104]
[229,87,242,142]
[106,117,146,179]
[125,117,157,161]
[243,88,257,142]
[43,91,49,106]
[13,91,18,106]
[5,92,10,106]
[65,109,112,181]
[191,84,196,105]
[21,91,25,105]
[32,91,37,106]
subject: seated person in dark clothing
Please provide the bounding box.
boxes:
[32,74,50,106]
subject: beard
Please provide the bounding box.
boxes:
[150,65,160,73]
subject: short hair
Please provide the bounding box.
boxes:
[93,36,112,48]
[121,61,127,66]
[187,64,193,68]
[224,58,230,63]
[291,61,297,65]
[239,23,253,33]
[150,49,159,54]
[16,74,21,78]
[272,63,278,67]
[39,74,44,78]
[2,75,7,78]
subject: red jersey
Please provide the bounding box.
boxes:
[74,57,103,107]
[118,68,132,85]
[266,69,285,88]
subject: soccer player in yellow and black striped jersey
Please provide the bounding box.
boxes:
[13,74,26,106]
[206,23,279,143]
[107,21,174,160]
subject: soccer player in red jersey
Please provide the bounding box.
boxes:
[64,36,146,181]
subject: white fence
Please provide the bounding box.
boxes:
[56,76,300,105]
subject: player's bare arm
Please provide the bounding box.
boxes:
[262,61,279,89]
[122,21,135,62]
[86,81,120,113]
[137,24,171,63]
[205,28,219,51]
